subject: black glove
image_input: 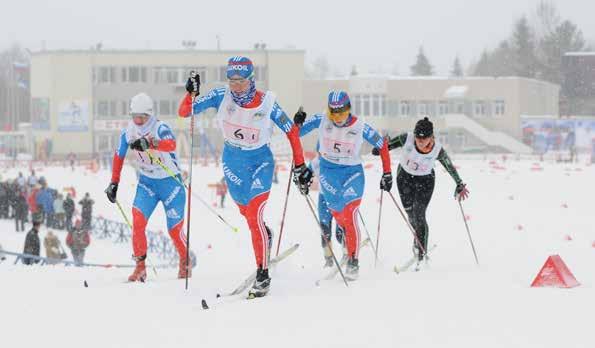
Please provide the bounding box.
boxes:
[130,138,151,152]
[105,183,118,203]
[185,71,201,95]
[292,164,313,195]
[380,172,393,192]
[294,107,306,126]
[372,147,380,156]
[454,183,469,201]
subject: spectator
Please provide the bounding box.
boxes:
[68,152,77,171]
[0,181,8,218]
[0,243,6,262]
[23,220,41,265]
[14,189,28,232]
[63,193,75,231]
[78,193,94,231]
[216,177,228,208]
[36,179,55,228]
[16,172,25,189]
[27,170,38,188]
[53,193,65,230]
[44,230,64,264]
[28,184,42,224]
[66,220,90,266]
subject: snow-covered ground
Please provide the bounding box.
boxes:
[1,156,593,348]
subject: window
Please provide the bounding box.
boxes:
[218,66,227,81]
[474,101,486,116]
[362,95,370,116]
[418,101,431,116]
[128,66,140,83]
[388,100,398,116]
[159,100,171,116]
[109,101,117,117]
[97,67,115,84]
[380,95,386,116]
[455,101,464,114]
[121,67,127,83]
[121,101,128,116]
[166,68,179,84]
[353,94,361,115]
[400,101,411,116]
[254,66,267,82]
[97,101,109,118]
[494,100,505,116]
[372,95,380,116]
[438,101,448,115]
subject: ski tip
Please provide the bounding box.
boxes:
[201,299,209,310]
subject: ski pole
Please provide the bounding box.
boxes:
[275,162,293,257]
[145,150,239,233]
[304,194,349,287]
[357,210,377,257]
[387,191,426,256]
[184,97,196,291]
[375,190,383,267]
[115,199,157,276]
[458,200,479,265]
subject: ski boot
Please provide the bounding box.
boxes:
[247,267,271,299]
[128,254,147,282]
[412,244,428,272]
[178,258,192,279]
[345,256,359,281]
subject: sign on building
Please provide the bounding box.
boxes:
[58,100,89,132]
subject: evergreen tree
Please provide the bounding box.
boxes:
[410,47,434,76]
[490,41,516,77]
[450,56,463,77]
[511,16,538,78]
[473,50,492,76]
[539,20,586,84]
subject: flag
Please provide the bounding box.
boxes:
[13,61,29,90]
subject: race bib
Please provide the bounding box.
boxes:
[322,138,356,158]
[223,120,261,145]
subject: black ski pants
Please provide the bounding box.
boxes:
[396,166,435,255]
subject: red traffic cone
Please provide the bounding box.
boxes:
[531,255,579,288]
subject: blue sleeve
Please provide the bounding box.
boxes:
[363,123,384,148]
[156,123,175,141]
[192,87,226,115]
[269,102,293,133]
[116,130,129,158]
[299,114,323,137]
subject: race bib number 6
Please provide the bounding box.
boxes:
[223,121,260,145]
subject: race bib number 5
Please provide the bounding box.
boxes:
[223,121,260,145]
[322,138,355,157]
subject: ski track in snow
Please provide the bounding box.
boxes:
[1,158,594,348]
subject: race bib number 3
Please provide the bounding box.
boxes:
[223,120,260,145]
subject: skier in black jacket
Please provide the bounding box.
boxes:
[373,117,469,268]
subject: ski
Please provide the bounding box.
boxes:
[315,238,370,286]
[218,243,299,298]
[394,244,437,274]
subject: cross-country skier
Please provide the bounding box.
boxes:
[105,93,189,282]
[372,117,469,269]
[293,90,392,280]
[178,56,311,298]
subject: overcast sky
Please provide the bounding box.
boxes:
[1,0,593,75]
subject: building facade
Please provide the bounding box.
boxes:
[29,48,560,158]
[30,48,305,158]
